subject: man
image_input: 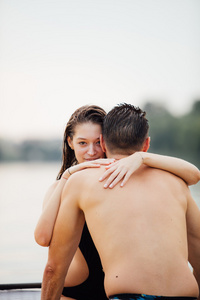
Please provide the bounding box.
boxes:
[41,103,200,300]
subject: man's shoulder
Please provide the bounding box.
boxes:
[142,166,187,185]
[68,166,104,185]
[64,167,105,202]
[62,169,95,199]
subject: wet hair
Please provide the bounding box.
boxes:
[102,103,149,155]
[57,105,106,179]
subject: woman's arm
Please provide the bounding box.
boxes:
[34,159,115,247]
[99,152,200,188]
[34,177,67,247]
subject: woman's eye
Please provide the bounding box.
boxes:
[79,141,86,145]
[96,141,100,145]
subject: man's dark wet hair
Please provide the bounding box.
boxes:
[102,103,149,154]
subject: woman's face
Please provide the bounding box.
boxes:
[67,122,105,164]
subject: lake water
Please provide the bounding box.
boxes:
[0,162,200,285]
[0,162,60,284]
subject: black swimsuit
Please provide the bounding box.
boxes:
[62,223,108,300]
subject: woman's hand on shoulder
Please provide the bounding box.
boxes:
[99,152,143,189]
[62,158,116,178]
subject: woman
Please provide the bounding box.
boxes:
[35,105,200,300]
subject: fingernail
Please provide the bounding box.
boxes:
[99,177,102,181]
[104,184,108,188]
[109,184,113,188]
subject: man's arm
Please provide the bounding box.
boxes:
[186,189,200,299]
[41,176,85,300]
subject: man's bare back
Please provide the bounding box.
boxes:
[74,165,199,298]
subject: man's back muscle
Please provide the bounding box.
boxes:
[76,166,199,297]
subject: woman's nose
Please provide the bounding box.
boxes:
[88,144,96,156]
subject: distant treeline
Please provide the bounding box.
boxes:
[0,100,200,168]
[0,139,62,162]
[143,100,200,168]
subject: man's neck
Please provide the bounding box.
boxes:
[107,152,134,160]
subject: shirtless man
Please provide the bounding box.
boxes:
[41,103,200,300]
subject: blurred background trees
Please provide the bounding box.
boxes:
[144,100,200,167]
[0,100,200,167]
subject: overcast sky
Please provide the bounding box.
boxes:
[1,0,200,141]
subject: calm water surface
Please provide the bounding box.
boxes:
[0,162,60,284]
[0,162,200,284]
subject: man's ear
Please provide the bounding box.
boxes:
[142,137,150,152]
[100,134,106,153]
[67,136,74,150]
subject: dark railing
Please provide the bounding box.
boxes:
[0,283,41,290]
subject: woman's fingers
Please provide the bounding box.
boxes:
[99,165,117,182]
[103,168,133,189]
[120,171,132,187]
[78,159,115,171]
[106,171,126,189]
[99,166,124,188]
[80,163,101,170]
[95,158,115,165]
[103,169,121,188]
